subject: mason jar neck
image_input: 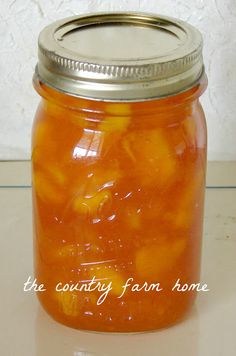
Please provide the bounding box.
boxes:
[33,74,207,121]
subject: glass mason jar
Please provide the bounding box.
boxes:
[32,13,207,332]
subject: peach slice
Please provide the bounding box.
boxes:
[32,170,65,205]
[98,103,131,133]
[166,167,205,229]
[56,290,79,317]
[136,239,186,280]
[123,129,177,188]
[89,265,125,297]
[73,190,111,216]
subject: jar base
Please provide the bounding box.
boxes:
[37,292,195,333]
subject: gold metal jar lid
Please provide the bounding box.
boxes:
[35,12,204,101]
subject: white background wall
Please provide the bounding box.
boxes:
[0,0,235,160]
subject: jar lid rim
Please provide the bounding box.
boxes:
[36,12,204,101]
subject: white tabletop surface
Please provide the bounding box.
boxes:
[0,161,235,356]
